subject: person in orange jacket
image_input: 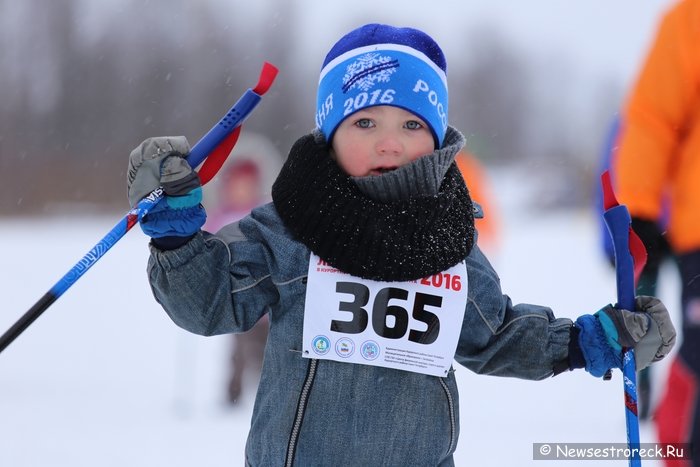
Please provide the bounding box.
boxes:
[455,150,500,255]
[612,0,700,464]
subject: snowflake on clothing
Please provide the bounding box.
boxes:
[342,53,399,93]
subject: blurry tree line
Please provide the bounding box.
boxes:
[0,0,620,216]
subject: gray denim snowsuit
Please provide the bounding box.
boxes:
[147,202,572,466]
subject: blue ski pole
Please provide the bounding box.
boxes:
[0,62,279,354]
[601,171,648,467]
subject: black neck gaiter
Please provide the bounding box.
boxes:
[272,132,475,282]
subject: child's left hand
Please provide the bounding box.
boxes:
[575,296,676,377]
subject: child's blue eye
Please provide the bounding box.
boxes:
[355,118,374,129]
[405,120,423,130]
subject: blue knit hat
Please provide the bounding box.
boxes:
[316,24,448,148]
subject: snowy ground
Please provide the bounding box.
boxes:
[0,167,681,466]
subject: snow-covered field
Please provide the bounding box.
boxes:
[0,168,680,466]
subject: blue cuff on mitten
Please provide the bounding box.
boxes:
[140,199,206,239]
[165,187,202,209]
[574,314,623,377]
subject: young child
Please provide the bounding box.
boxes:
[127,24,676,466]
[205,157,272,404]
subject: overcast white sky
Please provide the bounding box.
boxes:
[298,0,675,89]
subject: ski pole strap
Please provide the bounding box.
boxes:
[197,126,242,186]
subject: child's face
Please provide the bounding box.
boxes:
[331,106,435,177]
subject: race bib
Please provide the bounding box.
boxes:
[302,254,468,377]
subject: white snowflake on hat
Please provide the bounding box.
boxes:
[343,53,398,92]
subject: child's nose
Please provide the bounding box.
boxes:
[375,131,403,156]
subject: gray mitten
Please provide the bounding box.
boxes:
[597,295,677,370]
[126,136,206,245]
[126,136,194,207]
[629,295,676,368]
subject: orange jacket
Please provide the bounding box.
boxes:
[455,151,500,253]
[613,0,700,253]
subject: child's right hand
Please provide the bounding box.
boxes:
[127,136,206,246]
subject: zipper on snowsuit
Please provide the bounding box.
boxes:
[439,376,457,456]
[285,358,318,467]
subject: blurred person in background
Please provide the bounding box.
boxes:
[204,133,282,404]
[455,150,500,256]
[611,0,700,464]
